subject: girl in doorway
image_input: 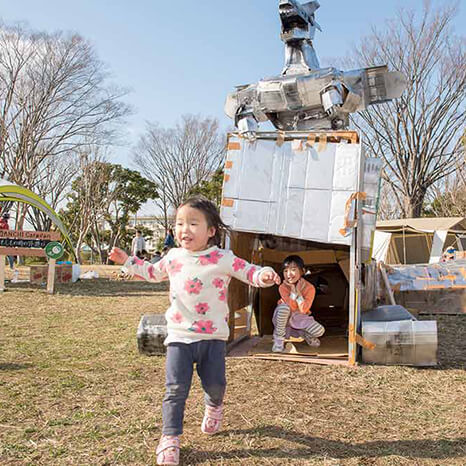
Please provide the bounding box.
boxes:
[109,196,280,465]
[272,255,325,352]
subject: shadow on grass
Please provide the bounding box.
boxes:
[5,279,168,297]
[0,362,33,371]
[183,426,465,463]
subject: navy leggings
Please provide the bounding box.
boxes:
[162,340,226,435]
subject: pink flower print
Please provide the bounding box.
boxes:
[189,320,217,334]
[168,259,183,275]
[199,250,223,265]
[195,302,210,315]
[212,277,224,289]
[232,257,246,272]
[170,311,183,324]
[148,264,156,280]
[184,277,203,295]
[130,256,144,266]
[218,288,227,302]
[247,266,257,283]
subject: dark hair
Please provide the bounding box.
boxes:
[280,255,305,279]
[136,230,142,234]
[178,195,230,246]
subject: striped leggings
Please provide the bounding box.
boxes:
[273,304,325,341]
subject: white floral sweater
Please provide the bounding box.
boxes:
[124,246,275,344]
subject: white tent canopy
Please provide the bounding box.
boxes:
[373,217,466,264]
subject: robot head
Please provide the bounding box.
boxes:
[279,0,321,41]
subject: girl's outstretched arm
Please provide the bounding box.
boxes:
[109,247,168,283]
[225,251,280,288]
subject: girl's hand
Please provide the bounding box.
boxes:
[109,247,129,265]
[260,269,281,285]
[296,279,307,294]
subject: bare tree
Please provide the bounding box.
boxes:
[0,22,130,228]
[26,151,79,231]
[62,150,110,263]
[377,180,403,220]
[425,161,466,217]
[134,115,226,230]
[348,2,465,218]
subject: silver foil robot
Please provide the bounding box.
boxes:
[225,0,407,133]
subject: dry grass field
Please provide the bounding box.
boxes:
[1,274,465,465]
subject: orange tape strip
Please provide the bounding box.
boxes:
[356,334,376,350]
[228,142,241,150]
[339,191,367,236]
[225,161,233,169]
[317,133,328,152]
[306,134,316,147]
[348,324,376,350]
[276,131,285,147]
[221,198,234,207]
[224,174,230,183]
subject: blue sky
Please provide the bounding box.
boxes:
[0,0,464,169]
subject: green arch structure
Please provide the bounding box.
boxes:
[0,179,76,260]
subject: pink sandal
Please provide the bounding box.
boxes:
[156,435,180,465]
[201,404,224,435]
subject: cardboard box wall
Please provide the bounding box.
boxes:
[30,264,72,284]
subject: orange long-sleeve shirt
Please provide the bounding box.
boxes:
[278,278,316,314]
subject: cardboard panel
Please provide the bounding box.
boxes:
[222,148,242,198]
[30,264,72,284]
[233,200,270,232]
[333,144,360,191]
[328,190,353,243]
[228,232,256,342]
[304,145,335,190]
[220,135,362,246]
[237,141,278,201]
[287,147,308,187]
[301,189,332,242]
[280,188,305,238]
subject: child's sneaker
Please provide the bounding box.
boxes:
[201,404,223,435]
[272,338,285,352]
[305,336,321,347]
[156,435,180,465]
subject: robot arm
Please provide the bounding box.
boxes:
[225,88,262,139]
[320,81,344,117]
[237,114,259,140]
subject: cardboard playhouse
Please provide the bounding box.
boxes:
[219,131,438,366]
[222,130,383,366]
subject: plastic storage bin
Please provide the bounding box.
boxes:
[362,320,437,366]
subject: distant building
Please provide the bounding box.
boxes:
[130,215,175,252]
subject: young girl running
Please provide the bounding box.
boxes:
[109,196,280,465]
[272,255,325,352]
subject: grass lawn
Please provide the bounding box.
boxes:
[1,276,465,465]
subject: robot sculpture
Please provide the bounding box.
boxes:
[225,0,407,133]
